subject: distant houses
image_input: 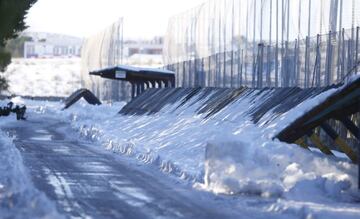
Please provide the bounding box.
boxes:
[24,41,82,58]
[23,32,83,58]
[123,37,164,66]
[124,37,163,57]
[22,32,164,66]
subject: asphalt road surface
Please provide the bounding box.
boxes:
[2,117,242,219]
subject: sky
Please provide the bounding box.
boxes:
[25,0,206,39]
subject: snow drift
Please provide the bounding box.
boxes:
[202,139,357,201]
[0,116,63,219]
[5,78,360,218]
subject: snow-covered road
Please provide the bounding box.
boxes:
[0,97,358,218]
[2,115,254,219]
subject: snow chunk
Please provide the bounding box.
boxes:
[202,140,284,197]
[200,138,359,204]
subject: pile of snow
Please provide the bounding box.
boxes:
[0,51,357,217]
[201,139,356,200]
[3,58,81,97]
[14,98,359,218]
[6,84,360,218]
[0,109,62,218]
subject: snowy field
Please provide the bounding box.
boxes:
[0,91,358,218]
[3,58,81,97]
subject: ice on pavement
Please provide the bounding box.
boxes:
[0,114,63,219]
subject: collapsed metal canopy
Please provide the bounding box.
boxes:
[276,76,360,163]
[90,65,175,84]
[118,76,360,187]
[275,76,360,188]
[276,77,360,144]
[63,89,102,110]
[90,65,176,98]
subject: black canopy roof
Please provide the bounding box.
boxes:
[89,65,175,82]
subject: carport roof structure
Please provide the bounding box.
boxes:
[89,65,176,98]
[89,65,175,82]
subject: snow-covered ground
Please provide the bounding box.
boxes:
[2,89,358,218]
[0,58,359,218]
[0,106,63,219]
[3,58,81,97]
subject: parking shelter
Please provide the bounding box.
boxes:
[90,65,175,98]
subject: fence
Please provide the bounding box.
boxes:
[80,1,360,102]
[81,18,128,101]
[164,0,360,65]
[165,27,360,88]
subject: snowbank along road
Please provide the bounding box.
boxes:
[2,115,256,219]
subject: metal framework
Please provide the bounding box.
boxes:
[90,65,175,98]
[164,0,360,88]
[63,89,102,110]
[120,77,360,188]
[81,18,126,101]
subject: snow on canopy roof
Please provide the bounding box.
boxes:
[90,65,175,75]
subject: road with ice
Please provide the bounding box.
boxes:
[2,116,247,219]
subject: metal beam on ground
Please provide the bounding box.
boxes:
[339,116,360,140]
[307,130,334,155]
[276,77,360,143]
[321,122,358,163]
[294,137,309,149]
[63,89,102,110]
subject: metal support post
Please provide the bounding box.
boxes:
[240,50,244,87]
[223,51,227,87]
[257,43,264,88]
[176,62,180,87]
[231,50,234,88]
[189,59,192,87]
[131,82,136,99]
[341,29,346,79]
[157,80,162,89]
[339,116,360,140]
[321,123,358,163]
[140,82,145,93]
[325,31,332,86]
[358,102,360,189]
[293,40,298,87]
[208,55,211,87]
[267,45,271,87]
[136,82,141,96]
[201,58,205,87]
[316,34,321,87]
[355,26,359,74]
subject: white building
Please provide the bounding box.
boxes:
[23,32,83,58]
[123,37,164,67]
[124,39,163,57]
[24,41,82,58]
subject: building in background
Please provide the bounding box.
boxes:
[123,37,164,67]
[23,32,83,58]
